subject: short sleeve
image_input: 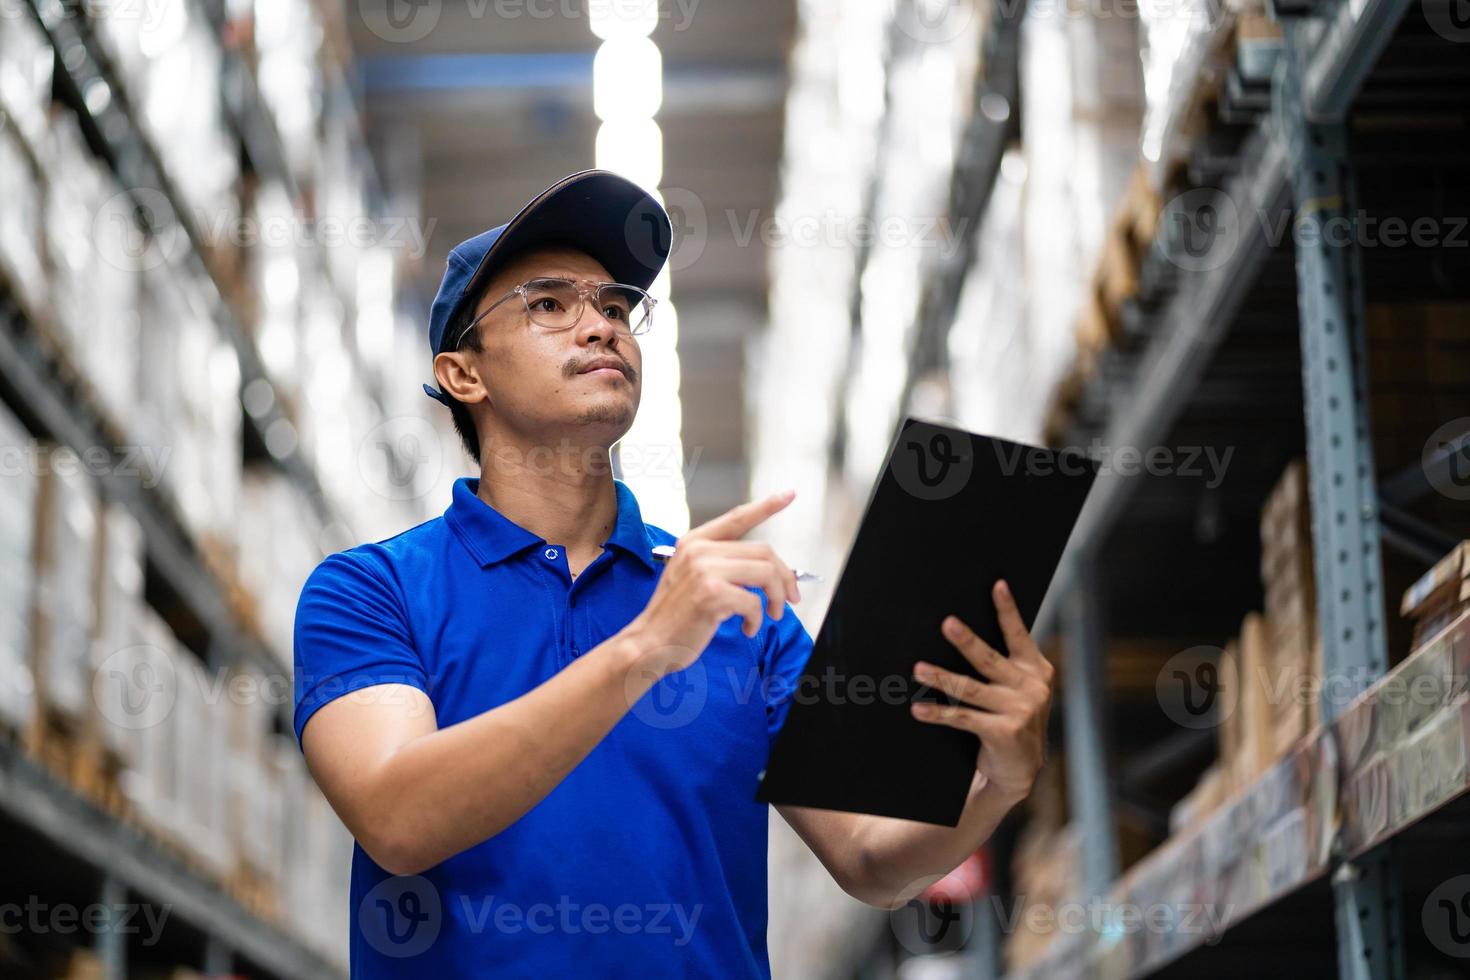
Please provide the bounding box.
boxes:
[759,602,815,742]
[292,551,430,749]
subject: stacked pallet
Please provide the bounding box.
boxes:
[1400,542,1470,651]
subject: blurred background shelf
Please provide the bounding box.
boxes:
[0,738,340,980]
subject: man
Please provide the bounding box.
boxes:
[294,171,1054,978]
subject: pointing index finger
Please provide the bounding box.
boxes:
[687,489,795,542]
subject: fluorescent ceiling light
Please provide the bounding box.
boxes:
[593,37,662,121]
[589,0,659,40]
[595,117,663,190]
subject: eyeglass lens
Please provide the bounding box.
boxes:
[522,278,652,333]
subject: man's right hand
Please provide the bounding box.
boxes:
[624,489,802,675]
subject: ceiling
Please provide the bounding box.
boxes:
[346,0,797,521]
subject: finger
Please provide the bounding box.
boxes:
[912,662,1012,712]
[909,700,1011,738]
[699,541,801,604]
[703,558,790,619]
[726,585,766,638]
[941,616,1025,687]
[993,580,1042,667]
[687,490,794,542]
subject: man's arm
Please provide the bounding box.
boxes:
[299,491,803,876]
[302,633,653,877]
[776,581,1054,908]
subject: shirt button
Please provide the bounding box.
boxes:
[544,547,559,560]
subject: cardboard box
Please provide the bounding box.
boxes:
[0,403,39,734]
[32,446,100,729]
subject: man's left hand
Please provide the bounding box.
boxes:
[908,580,1055,803]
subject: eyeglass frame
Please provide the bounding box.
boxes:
[450,276,658,352]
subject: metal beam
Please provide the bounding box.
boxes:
[1277,18,1404,980]
[1062,554,1119,902]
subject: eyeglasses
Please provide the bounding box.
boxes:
[452,276,656,350]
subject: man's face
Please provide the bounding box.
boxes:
[445,246,644,443]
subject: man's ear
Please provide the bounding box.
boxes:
[433,350,490,405]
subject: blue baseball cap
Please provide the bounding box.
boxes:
[422,169,672,406]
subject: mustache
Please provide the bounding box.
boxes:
[568,354,638,382]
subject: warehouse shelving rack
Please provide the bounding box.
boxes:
[22,0,410,542]
[0,0,415,975]
[25,0,341,531]
[874,0,1470,973]
[0,737,341,980]
[971,0,1470,973]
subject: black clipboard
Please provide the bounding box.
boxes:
[755,417,1097,826]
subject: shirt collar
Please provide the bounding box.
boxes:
[444,476,658,571]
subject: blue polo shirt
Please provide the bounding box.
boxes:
[293,476,814,979]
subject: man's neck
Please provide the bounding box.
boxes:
[475,436,620,560]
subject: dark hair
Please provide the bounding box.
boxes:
[443,298,485,465]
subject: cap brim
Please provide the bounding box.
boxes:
[453,170,671,335]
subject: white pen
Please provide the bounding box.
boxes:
[649,544,824,583]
